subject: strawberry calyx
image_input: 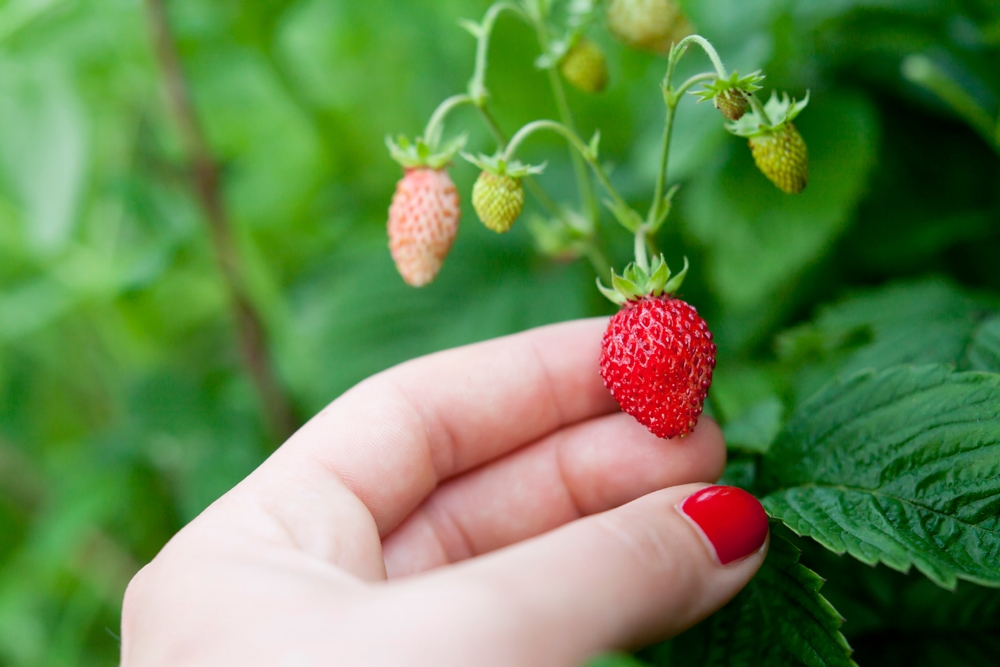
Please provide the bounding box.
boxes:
[597,254,689,306]
[726,90,810,139]
[460,151,546,179]
[693,70,765,98]
[386,132,468,170]
[694,71,765,121]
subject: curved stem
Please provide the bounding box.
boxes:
[423,94,474,143]
[676,72,717,99]
[674,34,728,79]
[504,120,631,221]
[468,2,526,105]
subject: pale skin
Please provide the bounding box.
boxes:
[120,319,767,666]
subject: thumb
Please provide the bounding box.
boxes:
[426,483,769,666]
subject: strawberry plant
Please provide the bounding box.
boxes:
[382,1,1000,665]
[1,0,999,664]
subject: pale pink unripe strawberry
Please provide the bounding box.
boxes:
[387,168,460,287]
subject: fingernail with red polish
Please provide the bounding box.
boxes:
[678,486,769,565]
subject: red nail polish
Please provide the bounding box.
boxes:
[678,486,769,565]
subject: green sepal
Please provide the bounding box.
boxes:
[586,130,601,161]
[611,273,643,300]
[596,277,628,306]
[693,70,765,102]
[651,183,680,231]
[647,256,672,295]
[386,132,468,169]
[727,90,811,138]
[457,17,485,38]
[598,254,690,306]
[662,256,689,294]
[461,151,546,177]
[602,198,643,233]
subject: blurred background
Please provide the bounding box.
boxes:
[0,0,998,664]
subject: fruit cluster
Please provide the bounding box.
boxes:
[385,0,810,439]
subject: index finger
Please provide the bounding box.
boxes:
[271,318,618,536]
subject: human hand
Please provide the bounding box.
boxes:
[120,319,768,666]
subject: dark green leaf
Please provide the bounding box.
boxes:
[966,315,1000,373]
[761,365,1000,589]
[851,632,1000,667]
[722,396,785,454]
[641,534,855,667]
[587,653,651,667]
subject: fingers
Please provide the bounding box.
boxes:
[410,484,769,667]
[262,318,616,538]
[382,415,726,577]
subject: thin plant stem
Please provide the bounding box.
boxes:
[674,35,728,78]
[505,120,632,224]
[145,0,298,444]
[423,94,473,142]
[467,2,526,104]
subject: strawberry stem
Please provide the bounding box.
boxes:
[673,35,729,79]
[504,119,635,230]
[634,227,651,275]
[423,94,474,147]
[465,2,527,106]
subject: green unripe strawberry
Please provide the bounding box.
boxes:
[473,171,524,233]
[714,88,749,121]
[748,123,808,194]
[560,39,609,94]
[606,0,691,54]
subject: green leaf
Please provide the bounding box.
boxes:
[587,653,651,667]
[966,315,1000,373]
[641,534,855,667]
[777,279,999,400]
[723,396,784,454]
[761,365,1000,589]
[852,633,1000,667]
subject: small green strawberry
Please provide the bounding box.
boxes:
[560,38,609,94]
[749,123,809,194]
[606,0,692,54]
[693,71,765,122]
[727,91,810,194]
[473,171,523,233]
[715,89,749,121]
[462,153,545,234]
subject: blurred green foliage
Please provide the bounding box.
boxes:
[0,0,999,664]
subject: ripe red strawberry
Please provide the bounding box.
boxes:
[597,255,715,439]
[387,168,460,286]
[600,296,716,439]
